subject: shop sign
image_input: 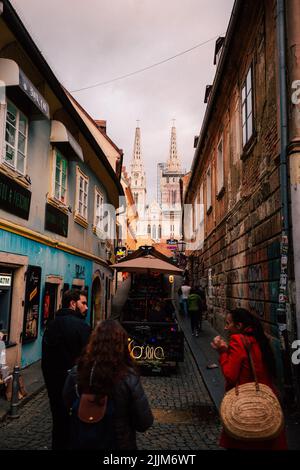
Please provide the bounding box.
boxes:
[169,275,174,284]
[45,203,68,237]
[0,275,11,287]
[19,69,50,118]
[0,172,31,220]
[22,266,41,344]
[115,246,126,260]
[129,340,165,361]
[166,239,178,251]
[125,323,184,364]
[167,239,178,245]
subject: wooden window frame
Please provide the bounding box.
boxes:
[2,99,28,175]
[74,166,89,228]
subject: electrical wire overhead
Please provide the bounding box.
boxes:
[71,35,219,93]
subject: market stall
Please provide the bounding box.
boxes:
[111,255,184,373]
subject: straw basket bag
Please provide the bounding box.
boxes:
[220,337,284,442]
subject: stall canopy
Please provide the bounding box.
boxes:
[111,255,183,275]
[50,120,84,161]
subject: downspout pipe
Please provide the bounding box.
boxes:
[277,0,289,238]
[276,0,294,403]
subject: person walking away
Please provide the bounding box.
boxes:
[195,286,205,331]
[177,286,184,315]
[63,319,153,450]
[181,281,191,318]
[187,288,202,337]
[198,287,207,323]
[211,307,287,450]
[41,289,91,450]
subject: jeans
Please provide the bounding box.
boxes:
[182,299,189,317]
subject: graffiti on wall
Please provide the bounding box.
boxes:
[248,264,265,318]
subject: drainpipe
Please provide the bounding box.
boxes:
[276,0,295,405]
[285,0,300,406]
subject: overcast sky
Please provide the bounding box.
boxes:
[11,0,234,201]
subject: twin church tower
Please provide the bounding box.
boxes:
[129,123,185,244]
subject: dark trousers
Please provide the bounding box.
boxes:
[44,373,70,450]
[49,396,70,450]
[190,310,200,333]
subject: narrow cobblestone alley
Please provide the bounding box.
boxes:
[0,344,221,451]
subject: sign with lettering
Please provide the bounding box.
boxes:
[75,264,85,278]
[19,69,50,118]
[123,321,184,370]
[129,340,165,361]
[45,203,68,237]
[166,239,178,251]
[22,266,41,344]
[0,172,31,219]
[0,275,11,287]
[167,239,178,245]
[115,246,126,260]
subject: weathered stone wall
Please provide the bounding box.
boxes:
[187,1,284,359]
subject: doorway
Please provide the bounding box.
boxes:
[42,282,58,326]
[91,276,102,327]
[0,269,13,341]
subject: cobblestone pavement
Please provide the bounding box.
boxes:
[0,343,222,450]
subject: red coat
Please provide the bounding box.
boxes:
[218,333,287,450]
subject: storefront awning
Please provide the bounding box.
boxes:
[50,120,84,162]
[0,58,50,119]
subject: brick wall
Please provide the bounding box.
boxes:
[186,1,286,373]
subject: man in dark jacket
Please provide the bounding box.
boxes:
[41,289,91,450]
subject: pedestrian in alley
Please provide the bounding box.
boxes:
[180,280,191,318]
[211,307,288,450]
[177,286,184,315]
[41,289,91,450]
[187,288,202,337]
[195,286,206,331]
[63,319,153,450]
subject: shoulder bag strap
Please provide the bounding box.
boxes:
[240,335,259,391]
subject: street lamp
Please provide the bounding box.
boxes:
[176,239,187,270]
[177,239,186,253]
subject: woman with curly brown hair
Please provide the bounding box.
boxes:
[63,319,153,450]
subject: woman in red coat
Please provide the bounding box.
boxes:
[211,308,288,450]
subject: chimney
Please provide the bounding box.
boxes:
[94,120,106,134]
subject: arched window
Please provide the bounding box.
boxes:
[152,225,156,239]
[134,193,138,205]
[147,224,151,235]
[158,225,162,239]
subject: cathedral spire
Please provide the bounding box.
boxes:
[130,123,146,217]
[133,121,142,161]
[167,121,181,172]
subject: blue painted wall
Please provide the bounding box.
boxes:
[0,229,93,368]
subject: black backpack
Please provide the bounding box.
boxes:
[69,393,116,450]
